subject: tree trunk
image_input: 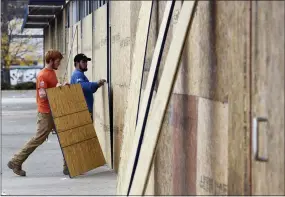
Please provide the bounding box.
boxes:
[1,0,11,87]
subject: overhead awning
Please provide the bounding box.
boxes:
[21,0,66,32]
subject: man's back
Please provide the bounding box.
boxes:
[71,69,98,113]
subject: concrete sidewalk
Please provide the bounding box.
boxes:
[1,90,117,196]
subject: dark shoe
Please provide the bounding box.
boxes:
[7,161,26,176]
[63,167,69,175]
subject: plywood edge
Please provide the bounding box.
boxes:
[126,1,197,195]
[116,1,153,194]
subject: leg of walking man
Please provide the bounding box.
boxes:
[8,50,69,176]
[8,113,53,176]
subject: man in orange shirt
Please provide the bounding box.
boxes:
[7,49,69,176]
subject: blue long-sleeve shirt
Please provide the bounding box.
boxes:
[70,69,99,114]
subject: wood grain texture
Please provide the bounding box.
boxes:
[172,94,198,195]
[82,14,93,81]
[47,84,105,178]
[110,1,132,172]
[54,110,92,133]
[57,124,96,148]
[125,1,197,195]
[93,4,107,81]
[94,86,112,168]
[223,2,250,195]
[154,1,178,195]
[196,97,228,195]
[46,85,87,118]
[92,5,111,168]
[251,1,284,195]
[116,2,153,194]
[63,137,106,177]
[169,1,250,195]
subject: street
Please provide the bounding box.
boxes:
[1,90,117,196]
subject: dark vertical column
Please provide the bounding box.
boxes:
[172,94,198,195]
[107,0,114,169]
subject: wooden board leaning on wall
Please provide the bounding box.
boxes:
[93,4,112,169]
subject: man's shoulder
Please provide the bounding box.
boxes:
[37,69,47,79]
[72,70,86,79]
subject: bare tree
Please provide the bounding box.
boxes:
[6,19,43,64]
[1,0,42,87]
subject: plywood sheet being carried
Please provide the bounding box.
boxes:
[82,14,93,81]
[47,84,106,178]
[92,4,112,168]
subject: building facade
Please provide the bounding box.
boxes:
[21,0,285,195]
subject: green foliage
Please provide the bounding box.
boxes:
[1,82,36,90]
[1,81,11,90]
[13,82,36,90]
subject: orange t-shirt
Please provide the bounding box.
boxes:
[36,68,58,113]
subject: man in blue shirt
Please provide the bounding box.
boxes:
[70,53,106,120]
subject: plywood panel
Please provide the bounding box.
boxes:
[110,1,132,172]
[116,1,153,194]
[124,6,157,193]
[172,95,228,195]
[63,137,105,177]
[154,1,178,195]
[54,110,91,132]
[221,2,250,195]
[82,14,93,81]
[125,2,197,195]
[92,4,111,169]
[93,5,107,80]
[170,1,250,195]
[45,85,87,117]
[196,97,228,195]
[57,124,96,147]
[172,94,198,195]
[173,1,229,102]
[93,86,111,168]
[47,84,105,178]
[251,1,284,195]
[94,85,112,168]
[72,21,81,60]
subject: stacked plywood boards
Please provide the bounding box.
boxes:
[116,1,155,195]
[82,14,93,81]
[122,1,198,195]
[46,84,106,177]
[93,5,112,168]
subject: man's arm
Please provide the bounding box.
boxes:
[72,73,105,93]
[38,77,48,99]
